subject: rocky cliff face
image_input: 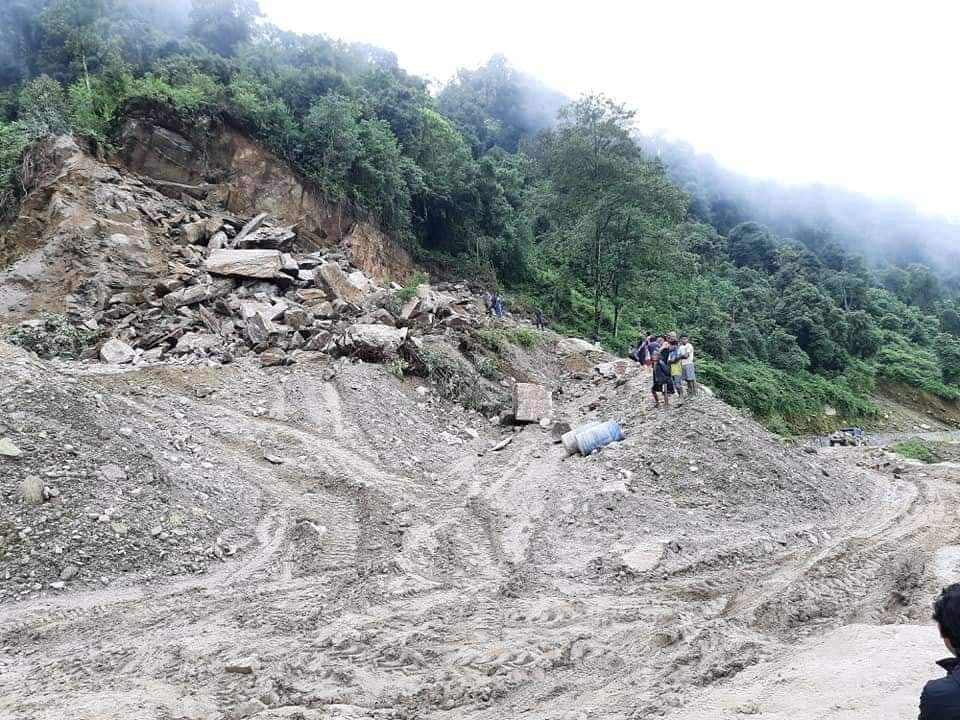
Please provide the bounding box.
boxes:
[0,136,172,323]
[116,107,414,282]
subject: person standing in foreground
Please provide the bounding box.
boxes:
[651,340,673,408]
[535,308,546,331]
[919,584,960,718]
[678,334,696,394]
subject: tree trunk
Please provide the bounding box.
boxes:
[81,46,91,93]
[593,227,602,339]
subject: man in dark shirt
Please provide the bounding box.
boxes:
[651,339,674,408]
[920,584,960,719]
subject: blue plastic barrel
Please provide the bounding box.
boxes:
[575,420,624,455]
[561,422,601,455]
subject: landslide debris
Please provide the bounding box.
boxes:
[2,133,952,720]
[0,135,496,375]
[0,342,258,600]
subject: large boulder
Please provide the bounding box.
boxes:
[235,226,296,250]
[400,296,424,321]
[337,324,408,360]
[513,383,553,423]
[161,284,207,310]
[205,249,282,279]
[594,359,631,379]
[557,337,600,355]
[443,312,475,329]
[318,263,366,304]
[303,330,333,352]
[400,284,453,321]
[178,217,222,246]
[283,307,312,331]
[161,278,234,310]
[233,212,267,244]
[172,332,221,355]
[245,311,274,345]
[239,301,274,320]
[347,270,372,292]
[259,347,289,367]
[100,339,135,364]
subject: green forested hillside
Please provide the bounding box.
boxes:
[3,0,960,433]
[649,136,960,278]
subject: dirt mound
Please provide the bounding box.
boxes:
[2,329,954,720]
[512,380,882,591]
[0,341,258,599]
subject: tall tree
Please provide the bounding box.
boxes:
[41,0,114,90]
[537,95,686,336]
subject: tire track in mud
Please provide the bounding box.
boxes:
[9,364,953,720]
[748,474,960,634]
[0,369,506,633]
[718,472,920,622]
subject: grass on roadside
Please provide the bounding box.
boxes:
[891,438,940,464]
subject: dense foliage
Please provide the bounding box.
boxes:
[3,0,960,432]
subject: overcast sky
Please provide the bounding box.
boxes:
[263,0,960,219]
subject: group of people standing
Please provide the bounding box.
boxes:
[630,332,696,407]
[479,289,693,408]
[481,290,504,318]
[481,290,548,332]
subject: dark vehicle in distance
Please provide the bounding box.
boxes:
[829,427,864,447]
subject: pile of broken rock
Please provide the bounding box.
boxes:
[83,211,481,368]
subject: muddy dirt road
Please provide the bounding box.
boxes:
[2,354,959,720]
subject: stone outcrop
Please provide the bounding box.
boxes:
[116,106,414,281]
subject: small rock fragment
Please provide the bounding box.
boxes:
[18,476,45,505]
[225,655,261,674]
[0,438,22,457]
[60,564,79,581]
[259,347,288,367]
[232,699,268,719]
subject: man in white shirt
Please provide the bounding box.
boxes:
[678,334,696,394]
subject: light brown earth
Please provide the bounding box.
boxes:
[3,342,959,720]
